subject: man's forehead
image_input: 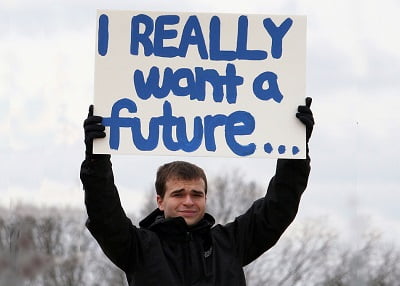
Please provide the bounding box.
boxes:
[166,177,205,189]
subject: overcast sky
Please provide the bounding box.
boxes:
[1,0,400,243]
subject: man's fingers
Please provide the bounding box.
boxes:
[86,131,106,140]
[84,115,103,127]
[296,113,314,126]
[296,98,314,143]
[88,104,94,117]
[297,97,314,125]
[305,97,312,108]
[297,105,313,115]
[85,130,106,144]
[84,124,105,133]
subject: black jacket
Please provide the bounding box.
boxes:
[80,156,310,286]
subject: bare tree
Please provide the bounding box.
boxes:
[0,208,51,286]
[206,168,263,225]
[0,205,94,286]
[137,186,158,219]
[2,173,400,286]
[90,256,128,286]
[319,228,400,286]
[244,218,338,286]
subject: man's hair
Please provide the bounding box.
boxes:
[155,161,207,198]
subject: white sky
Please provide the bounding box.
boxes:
[1,0,400,243]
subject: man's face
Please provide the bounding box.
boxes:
[157,177,206,226]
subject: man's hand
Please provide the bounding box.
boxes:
[296,97,314,143]
[84,105,106,157]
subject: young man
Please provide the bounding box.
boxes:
[80,98,314,286]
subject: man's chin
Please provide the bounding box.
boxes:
[183,218,198,226]
[182,215,203,226]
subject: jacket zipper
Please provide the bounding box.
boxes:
[184,232,192,286]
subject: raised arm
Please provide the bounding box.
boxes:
[222,97,314,266]
[80,105,138,273]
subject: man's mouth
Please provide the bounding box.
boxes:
[179,210,197,217]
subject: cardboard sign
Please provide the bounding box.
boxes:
[93,10,307,158]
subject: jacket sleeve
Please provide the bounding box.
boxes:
[225,157,311,266]
[80,156,141,272]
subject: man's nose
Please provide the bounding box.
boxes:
[183,195,194,205]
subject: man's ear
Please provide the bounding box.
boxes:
[157,195,164,211]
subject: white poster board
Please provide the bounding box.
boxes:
[93,10,307,158]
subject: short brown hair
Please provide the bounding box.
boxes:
[155,161,207,198]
